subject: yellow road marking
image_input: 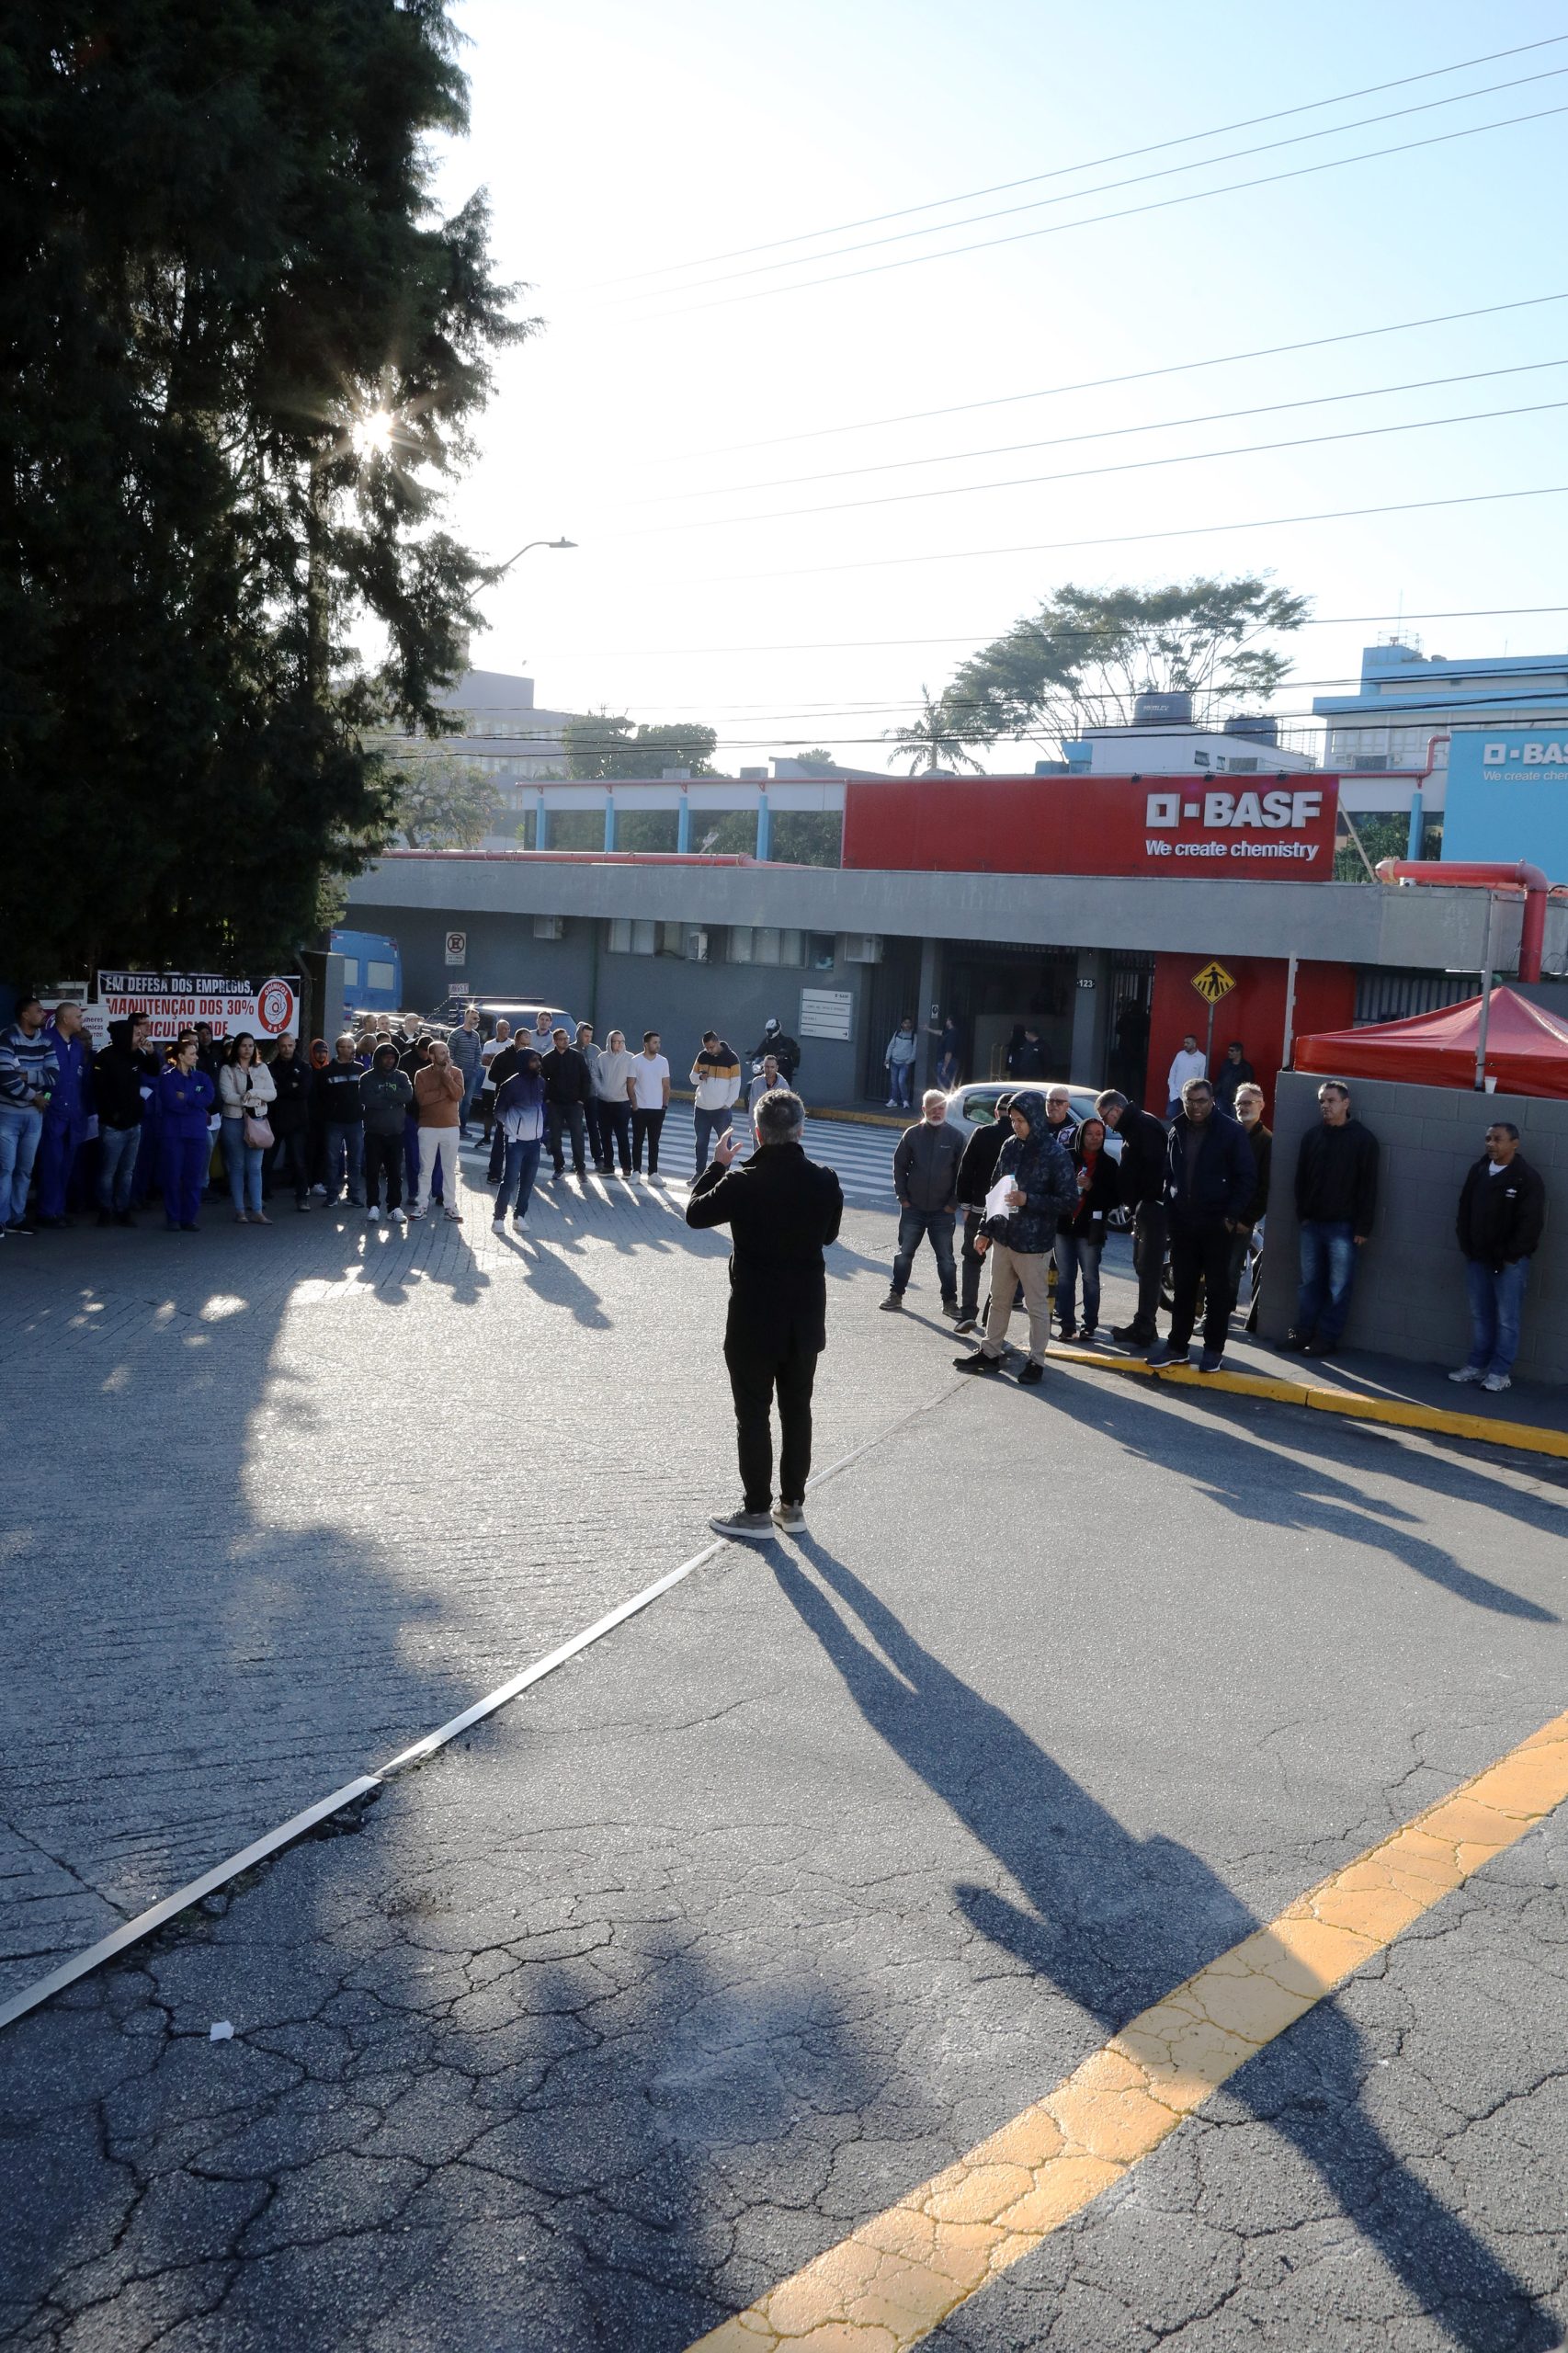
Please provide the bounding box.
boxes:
[688,1708,1568,2352]
[1051,1345,1568,1461]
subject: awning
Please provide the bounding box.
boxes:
[1294,986,1568,1099]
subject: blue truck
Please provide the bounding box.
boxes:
[329,929,403,1016]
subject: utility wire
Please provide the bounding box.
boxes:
[589,63,1568,306]
[612,393,1568,539]
[633,101,1568,321]
[707,480,1568,585]
[650,291,1568,461]
[582,34,1568,289]
[631,355,1568,505]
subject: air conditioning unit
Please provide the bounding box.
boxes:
[844,933,883,965]
[684,927,710,963]
[532,914,564,940]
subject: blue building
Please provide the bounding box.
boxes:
[1313,640,1568,820]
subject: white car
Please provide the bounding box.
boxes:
[942,1079,1123,1164]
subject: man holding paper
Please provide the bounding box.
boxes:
[953,1094,1077,1385]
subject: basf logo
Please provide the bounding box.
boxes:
[1443,730,1568,876]
[1142,786,1327,865]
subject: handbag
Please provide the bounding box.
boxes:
[243,1112,275,1150]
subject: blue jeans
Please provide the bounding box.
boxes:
[459,1071,481,1133]
[1463,1257,1529,1379]
[892,1206,956,1301]
[220,1122,265,1214]
[324,1120,365,1203]
[97,1123,142,1212]
[0,1103,43,1223]
[888,1061,915,1108]
[1053,1232,1105,1333]
[694,1104,733,1170]
[497,1137,541,1222]
[1296,1219,1359,1346]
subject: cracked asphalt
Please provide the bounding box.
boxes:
[3,1162,1567,2349]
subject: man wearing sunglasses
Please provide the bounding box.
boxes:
[1449,1120,1546,1395]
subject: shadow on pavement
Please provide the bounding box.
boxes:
[771,1534,1556,2351]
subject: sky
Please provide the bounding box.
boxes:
[425,0,1568,770]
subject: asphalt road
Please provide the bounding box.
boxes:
[3,1163,1566,2350]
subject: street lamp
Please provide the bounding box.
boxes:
[494,537,576,575]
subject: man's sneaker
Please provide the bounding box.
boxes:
[492,1214,506,1231]
[1146,1340,1189,1369]
[406,1208,426,1221]
[512,1215,528,1230]
[771,1498,806,1533]
[1482,1372,1513,1393]
[443,1205,462,1222]
[1449,1364,1487,1384]
[1198,1347,1225,1374]
[1111,1322,1154,1346]
[1276,1330,1309,1354]
[7,1222,34,1235]
[365,1206,380,1222]
[953,1350,1001,1374]
[1017,1359,1045,1385]
[878,1291,903,1312]
[954,1315,979,1335]
[1301,1337,1335,1358]
[311,1184,328,1198]
[389,1207,406,1224]
[940,1299,960,1320]
[709,1505,777,1540]
[1056,1323,1079,1343]
[295,1199,311,1213]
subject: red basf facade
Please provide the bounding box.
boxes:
[842,773,1341,878]
[1147,956,1354,1121]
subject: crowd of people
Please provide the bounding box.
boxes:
[880,1058,1547,1395]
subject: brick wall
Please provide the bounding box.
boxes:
[1259,1073,1568,1385]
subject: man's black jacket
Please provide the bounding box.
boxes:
[954,1117,1009,1209]
[1456,1154,1546,1267]
[1295,1118,1379,1233]
[1161,1108,1254,1228]
[686,1142,843,1354]
[541,1045,593,1107]
[1113,1104,1168,1211]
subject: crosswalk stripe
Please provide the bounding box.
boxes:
[460,1117,903,1204]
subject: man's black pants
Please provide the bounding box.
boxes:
[724,1333,818,1513]
[1131,1201,1167,1336]
[363,1130,403,1213]
[546,1101,586,1174]
[1167,1217,1233,1352]
[631,1106,665,1173]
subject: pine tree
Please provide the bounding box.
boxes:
[0,0,528,978]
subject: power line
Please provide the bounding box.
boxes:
[491,606,1568,660]
[631,355,1568,506]
[612,393,1568,540]
[631,100,1568,321]
[649,291,1568,462]
[581,35,1568,290]
[591,63,1568,307]
[707,480,1568,585]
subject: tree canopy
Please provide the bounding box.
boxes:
[885,687,986,775]
[563,714,719,779]
[0,0,528,979]
[940,576,1310,757]
[392,752,502,849]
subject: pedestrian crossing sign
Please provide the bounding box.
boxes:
[1190,960,1236,1005]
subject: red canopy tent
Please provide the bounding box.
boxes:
[1294,986,1568,1100]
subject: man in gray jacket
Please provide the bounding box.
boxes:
[881,1088,964,1317]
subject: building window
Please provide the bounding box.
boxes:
[606,917,656,955]
[729,925,806,967]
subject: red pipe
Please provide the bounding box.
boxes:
[1374,858,1549,983]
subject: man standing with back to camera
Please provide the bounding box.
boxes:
[687,1087,843,1542]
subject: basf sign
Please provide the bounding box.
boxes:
[1443,730,1568,876]
[841,774,1339,880]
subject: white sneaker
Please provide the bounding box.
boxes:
[444,1206,462,1222]
[709,1504,777,1540]
[389,1207,406,1225]
[311,1184,328,1198]
[771,1498,806,1533]
[1449,1364,1486,1384]
[406,1207,426,1221]
[492,1215,506,1230]
[365,1206,380,1222]
[1482,1372,1512,1393]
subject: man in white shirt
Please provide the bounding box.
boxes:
[631,1030,672,1177]
[1166,1033,1206,1117]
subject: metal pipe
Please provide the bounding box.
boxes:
[1373,857,1551,983]
[1475,894,1496,1091]
[1281,953,1299,1074]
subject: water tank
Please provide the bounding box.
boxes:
[1132,690,1193,726]
[1223,714,1279,745]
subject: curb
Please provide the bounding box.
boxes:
[1050,1346,1568,1461]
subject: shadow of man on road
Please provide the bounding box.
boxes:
[771,1533,1555,2349]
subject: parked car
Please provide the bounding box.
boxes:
[430,998,576,1041]
[942,1079,1123,1164]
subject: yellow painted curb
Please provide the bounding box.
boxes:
[687,1707,1568,2352]
[1048,1347,1568,1461]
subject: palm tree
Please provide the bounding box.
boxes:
[885,687,985,776]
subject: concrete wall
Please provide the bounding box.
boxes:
[1259,1072,1568,1385]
